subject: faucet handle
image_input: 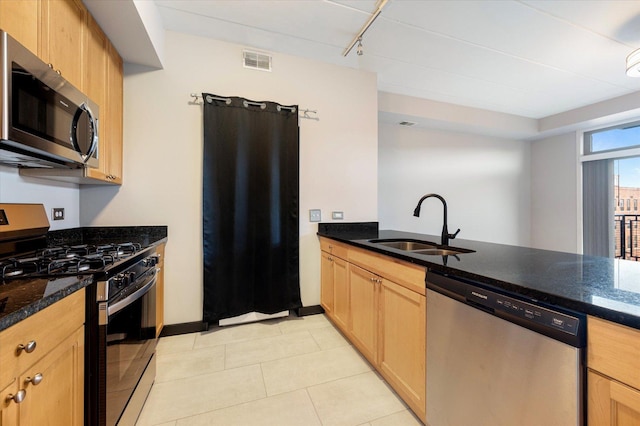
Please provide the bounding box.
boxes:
[448,229,461,240]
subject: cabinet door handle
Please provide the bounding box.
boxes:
[6,390,26,404]
[16,340,37,355]
[25,373,43,386]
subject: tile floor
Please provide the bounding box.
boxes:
[135,313,423,426]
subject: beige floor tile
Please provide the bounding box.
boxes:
[307,371,406,426]
[156,345,225,383]
[308,324,351,350]
[135,364,266,425]
[275,313,332,334]
[261,345,372,396]
[369,410,423,426]
[194,321,282,348]
[225,330,320,369]
[156,333,196,355]
[175,389,321,426]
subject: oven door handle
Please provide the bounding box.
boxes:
[107,268,158,318]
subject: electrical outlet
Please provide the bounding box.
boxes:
[332,211,344,220]
[309,209,321,222]
[52,208,65,221]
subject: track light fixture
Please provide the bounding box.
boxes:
[342,0,388,57]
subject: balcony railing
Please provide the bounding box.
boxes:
[615,214,640,260]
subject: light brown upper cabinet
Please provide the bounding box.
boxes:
[39,0,85,90]
[6,0,125,185]
[0,0,39,54]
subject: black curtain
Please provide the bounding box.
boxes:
[202,94,301,324]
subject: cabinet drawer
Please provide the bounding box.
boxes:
[0,289,85,389]
[588,316,640,390]
[348,247,425,295]
[319,238,349,260]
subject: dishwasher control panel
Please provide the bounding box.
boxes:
[466,287,581,336]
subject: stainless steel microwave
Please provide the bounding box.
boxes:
[0,29,98,169]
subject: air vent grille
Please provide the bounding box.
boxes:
[243,50,272,71]
[399,121,416,126]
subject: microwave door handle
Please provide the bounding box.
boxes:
[70,102,98,163]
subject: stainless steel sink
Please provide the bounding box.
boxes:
[369,239,437,251]
[412,247,474,256]
[368,238,474,256]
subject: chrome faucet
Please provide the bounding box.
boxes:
[413,193,460,246]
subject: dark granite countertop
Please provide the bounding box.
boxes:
[0,226,168,332]
[318,223,640,330]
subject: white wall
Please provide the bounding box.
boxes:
[378,123,531,246]
[530,133,580,253]
[80,31,378,325]
[0,166,80,230]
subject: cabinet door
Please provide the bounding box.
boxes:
[348,264,378,364]
[105,42,123,183]
[84,39,123,184]
[332,256,349,332]
[40,0,85,89]
[0,379,18,426]
[320,252,334,316]
[379,279,426,421]
[589,370,640,426]
[18,327,84,426]
[0,0,39,54]
[156,244,166,338]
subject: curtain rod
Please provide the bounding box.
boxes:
[189,93,319,121]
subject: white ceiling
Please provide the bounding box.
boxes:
[95,0,640,120]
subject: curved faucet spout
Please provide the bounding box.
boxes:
[413,193,460,246]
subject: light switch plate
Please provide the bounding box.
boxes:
[309,209,321,222]
[332,211,344,220]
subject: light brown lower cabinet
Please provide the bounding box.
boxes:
[319,237,426,423]
[378,278,426,421]
[588,370,640,425]
[320,247,349,332]
[156,243,166,338]
[348,264,379,365]
[588,315,640,425]
[0,289,84,426]
[332,256,349,332]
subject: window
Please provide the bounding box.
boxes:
[585,122,640,154]
[583,128,640,260]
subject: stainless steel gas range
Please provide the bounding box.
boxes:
[0,203,166,425]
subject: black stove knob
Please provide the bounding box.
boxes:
[113,273,128,288]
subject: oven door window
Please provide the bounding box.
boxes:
[106,285,156,426]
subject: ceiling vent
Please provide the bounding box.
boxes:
[243,50,272,72]
[398,121,416,126]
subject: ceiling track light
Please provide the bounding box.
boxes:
[342,0,388,57]
[627,48,640,77]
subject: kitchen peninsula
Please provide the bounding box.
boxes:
[319,222,640,425]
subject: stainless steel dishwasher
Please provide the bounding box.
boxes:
[426,271,586,426]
